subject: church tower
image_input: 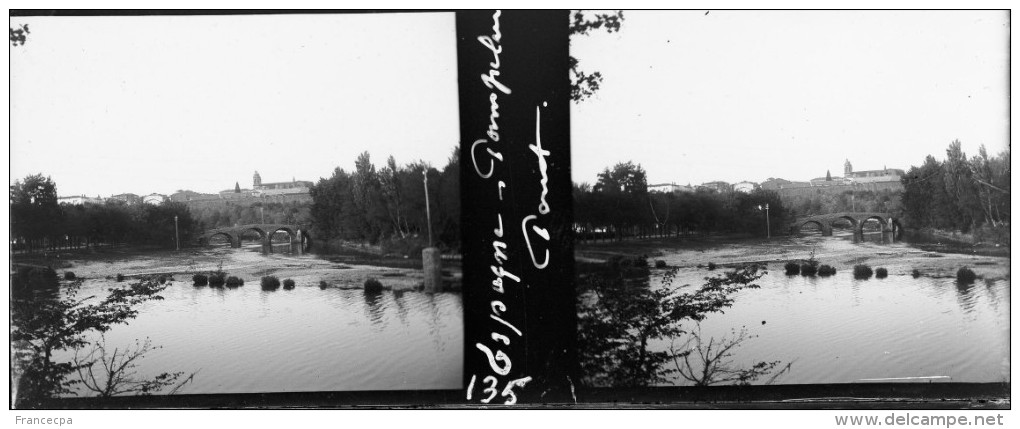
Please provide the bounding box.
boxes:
[253,171,262,189]
[844,159,853,177]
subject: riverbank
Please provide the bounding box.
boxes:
[11,245,462,291]
[576,233,1010,281]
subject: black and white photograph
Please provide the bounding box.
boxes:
[5,6,1014,423]
[569,10,1010,394]
[10,11,463,408]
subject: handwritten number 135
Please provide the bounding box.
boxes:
[467,374,533,405]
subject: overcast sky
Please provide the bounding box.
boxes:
[10,12,459,197]
[570,10,1009,186]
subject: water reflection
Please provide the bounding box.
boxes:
[643,267,1009,384]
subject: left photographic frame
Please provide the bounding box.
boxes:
[10,10,464,408]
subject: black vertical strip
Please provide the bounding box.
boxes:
[457,10,576,404]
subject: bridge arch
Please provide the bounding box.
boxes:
[798,220,830,236]
[202,231,237,247]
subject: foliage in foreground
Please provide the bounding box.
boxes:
[11,278,181,407]
[577,263,784,387]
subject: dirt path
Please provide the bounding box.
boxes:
[577,234,1010,281]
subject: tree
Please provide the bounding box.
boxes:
[569,11,624,102]
[11,277,172,407]
[10,174,61,252]
[234,182,241,193]
[72,336,193,398]
[825,170,832,181]
[577,263,781,387]
[670,325,790,386]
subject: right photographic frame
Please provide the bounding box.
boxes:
[567,10,1009,405]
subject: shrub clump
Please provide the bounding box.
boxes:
[956,267,977,284]
[817,265,837,277]
[283,279,296,290]
[157,275,167,285]
[193,273,209,286]
[911,269,921,278]
[319,280,328,290]
[261,275,281,291]
[116,273,125,282]
[64,271,76,280]
[209,273,226,287]
[655,260,667,269]
[364,278,384,293]
[875,268,888,279]
[707,262,717,271]
[853,264,873,280]
[800,263,818,277]
[225,276,244,287]
[784,262,800,275]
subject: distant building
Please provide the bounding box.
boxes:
[648,182,681,194]
[170,190,220,203]
[251,171,313,196]
[58,195,104,205]
[698,181,732,193]
[108,193,141,205]
[142,193,168,205]
[733,181,758,193]
[843,160,905,183]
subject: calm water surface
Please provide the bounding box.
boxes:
[54,278,463,395]
[650,269,1010,384]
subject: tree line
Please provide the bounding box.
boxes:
[189,201,311,229]
[309,148,460,251]
[573,162,786,242]
[901,140,1009,233]
[10,174,198,253]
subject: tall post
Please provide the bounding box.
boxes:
[422,169,441,293]
[423,170,433,247]
[765,203,771,239]
[174,215,180,251]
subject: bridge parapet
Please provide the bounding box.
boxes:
[789,212,902,243]
[197,224,311,253]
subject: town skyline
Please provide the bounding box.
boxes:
[10,13,460,198]
[570,10,1008,187]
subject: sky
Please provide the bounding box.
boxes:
[10,12,459,197]
[569,10,1010,186]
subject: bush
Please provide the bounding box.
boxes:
[116,273,125,282]
[364,278,384,293]
[209,273,226,287]
[875,268,888,279]
[319,280,328,290]
[655,260,667,269]
[225,276,244,287]
[192,273,208,286]
[800,263,817,277]
[784,262,800,275]
[261,276,281,290]
[817,265,837,276]
[157,275,167,285]
[853,264,873,280]
[911,269,921,278]
[707,262,717,271]
[283,279,295,290]
[64,271,76,280]
[956,267,977,284]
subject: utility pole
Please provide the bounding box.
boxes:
[423,170,433,246]
[758,204,770,239]
[174,215,180,251]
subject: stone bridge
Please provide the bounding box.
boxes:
[789,212,903,243]
[197,224,311,253]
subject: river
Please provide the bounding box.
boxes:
[649,268,1010,385]
[37,245,463,395]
